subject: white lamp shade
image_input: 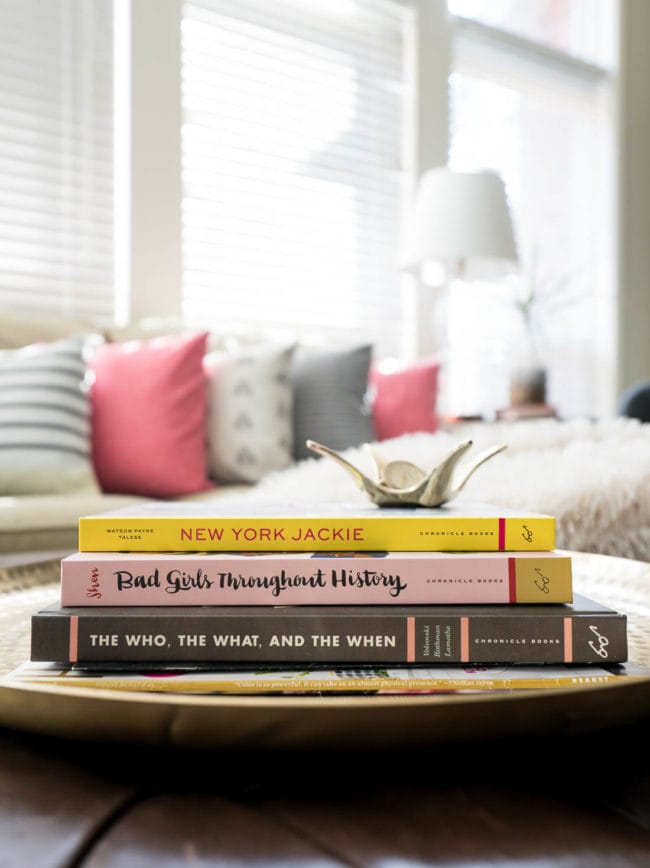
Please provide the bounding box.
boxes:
[405,167,518,279]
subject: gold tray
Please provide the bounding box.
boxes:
[1,551,650,750]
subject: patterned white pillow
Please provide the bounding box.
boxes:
[205,345,295,484]
[0,335,101,494]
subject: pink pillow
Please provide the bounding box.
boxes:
[91,333,213,497]
[370,359,440,441]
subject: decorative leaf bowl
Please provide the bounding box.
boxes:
[306,439,506,508]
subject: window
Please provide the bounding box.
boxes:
[0,0,622,421]
[448,0,616,66]
[445,1,617,418]
[0,0,114,320]
[180,0,414,356]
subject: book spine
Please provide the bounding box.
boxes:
[31,611,627,665]
[9,671,627,694]
[60,554,572,606]
[78,515,555,553]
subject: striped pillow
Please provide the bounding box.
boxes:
[0,336,101,494]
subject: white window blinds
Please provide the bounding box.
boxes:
[0,0,114,321]
[181,0,412,356]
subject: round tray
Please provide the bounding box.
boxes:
[1,551,650,750]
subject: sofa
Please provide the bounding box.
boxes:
[0,310,441,554]
[620,380,650,423]
[3,308,650,561]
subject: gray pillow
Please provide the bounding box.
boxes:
[292,345,375,461]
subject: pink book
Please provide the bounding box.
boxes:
[60,551,572,606]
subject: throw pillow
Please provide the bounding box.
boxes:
[292,345,374,461]
[205,344,295,483]
[370,359,440,440]
[0,335,101,494]
[91,332,213,497]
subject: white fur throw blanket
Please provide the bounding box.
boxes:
[241,418,650,561]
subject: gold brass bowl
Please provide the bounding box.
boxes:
[306,439,507,507]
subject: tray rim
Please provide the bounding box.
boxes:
[3,671,650,751]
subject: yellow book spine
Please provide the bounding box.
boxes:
[11,672,629,693]
[513,556,573,603]
[78,515,555,552]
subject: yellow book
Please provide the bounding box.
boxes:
[8,662,648,694]
[78,501,555,552]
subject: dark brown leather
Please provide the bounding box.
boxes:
[3,724,650,867]
[0,730,134,867]
[87,795,336,867]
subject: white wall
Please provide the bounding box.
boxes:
[617,0,650,395]
[114,0,182,324]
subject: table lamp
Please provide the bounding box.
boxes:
[405,166,518,281]
[403,166,519,416]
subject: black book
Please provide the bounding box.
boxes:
[31,595,627,667]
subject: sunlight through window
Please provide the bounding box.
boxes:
[181,0,413,355]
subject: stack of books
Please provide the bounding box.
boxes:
[21,501,635,694]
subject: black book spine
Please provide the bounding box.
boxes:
[31,610,628,666]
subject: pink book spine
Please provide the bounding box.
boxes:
[60,552,570,607]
